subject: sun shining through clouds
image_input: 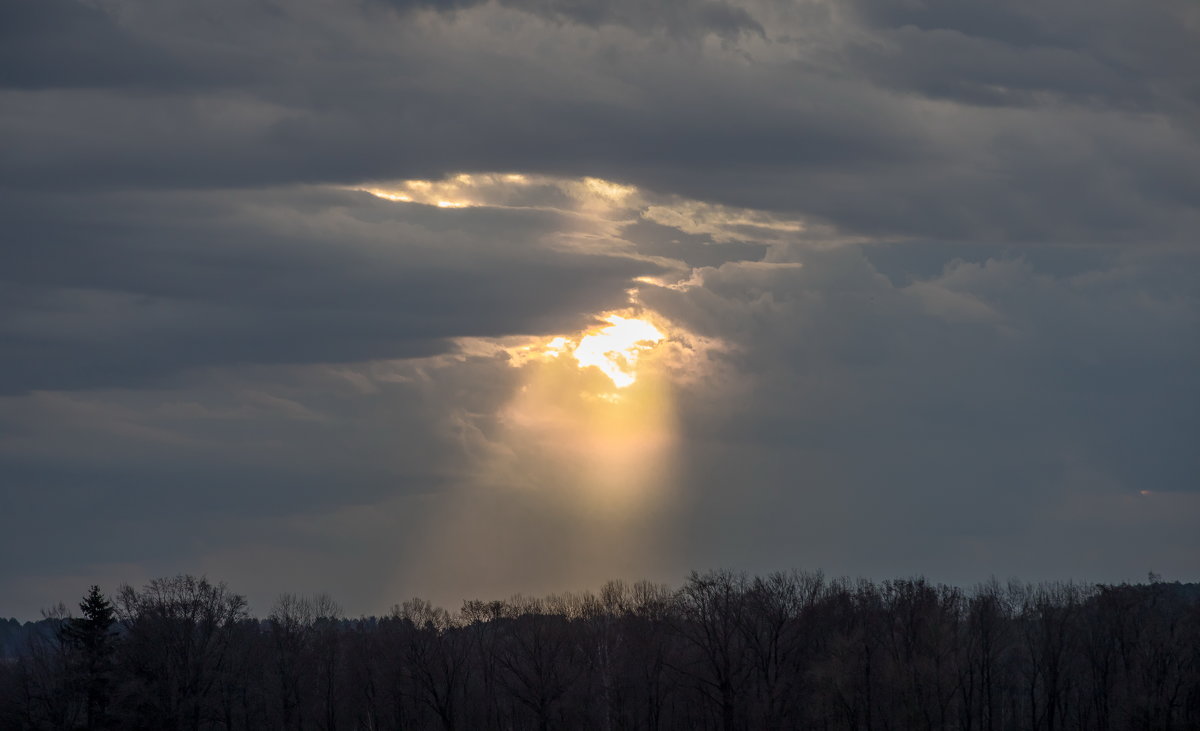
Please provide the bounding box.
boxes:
[363,172,732,599]
[403,308,689,602]
[491,309,683,517]
[353,171,813,253]
[355,173,739,522]
[356,175,734,519]
[406,307,700,607]
[565,315,664,389]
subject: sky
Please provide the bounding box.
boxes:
[2,0,1198,619]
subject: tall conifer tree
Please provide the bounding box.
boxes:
[63,585,116,730]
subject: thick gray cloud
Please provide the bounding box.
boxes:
[0,186,657,392]
[379,0,763,38]
[638,245,1199,586]
[845,0,1200,105]
[1,0,1197,618]
[3,0,1197,242]
[0,0,192,89]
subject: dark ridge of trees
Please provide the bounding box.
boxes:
[1,572,1198,730]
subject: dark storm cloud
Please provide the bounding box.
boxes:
[0,186,658,392]
[0,0,230,90]
[378,0,763,38]
[2,0,1196,243]
[841,0,1200,110]
[638,245,1200,581]
[0,359,488,543]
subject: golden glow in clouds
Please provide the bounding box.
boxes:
[490,311,679,514]
[564,315,664,389]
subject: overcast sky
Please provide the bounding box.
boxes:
[2,0,1198,619]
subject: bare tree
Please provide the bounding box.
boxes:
[673,570,753,731]
[114,575,248,731]
[392,598,470,731]
[13,603,82,730]
[739,570,824,729]
[492,596,586,731]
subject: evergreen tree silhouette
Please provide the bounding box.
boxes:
[62,585,117,730]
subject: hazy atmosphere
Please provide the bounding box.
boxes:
[2,0,1198,620]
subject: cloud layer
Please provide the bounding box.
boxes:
[1,0,1197,617]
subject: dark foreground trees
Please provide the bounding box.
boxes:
[1,572,1197,731]
[113,576,249,731]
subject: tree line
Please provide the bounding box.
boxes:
[1,571,1198,731]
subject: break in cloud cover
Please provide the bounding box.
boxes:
[1,0,1198,618]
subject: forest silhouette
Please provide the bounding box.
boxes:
[2,571,1198,730]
